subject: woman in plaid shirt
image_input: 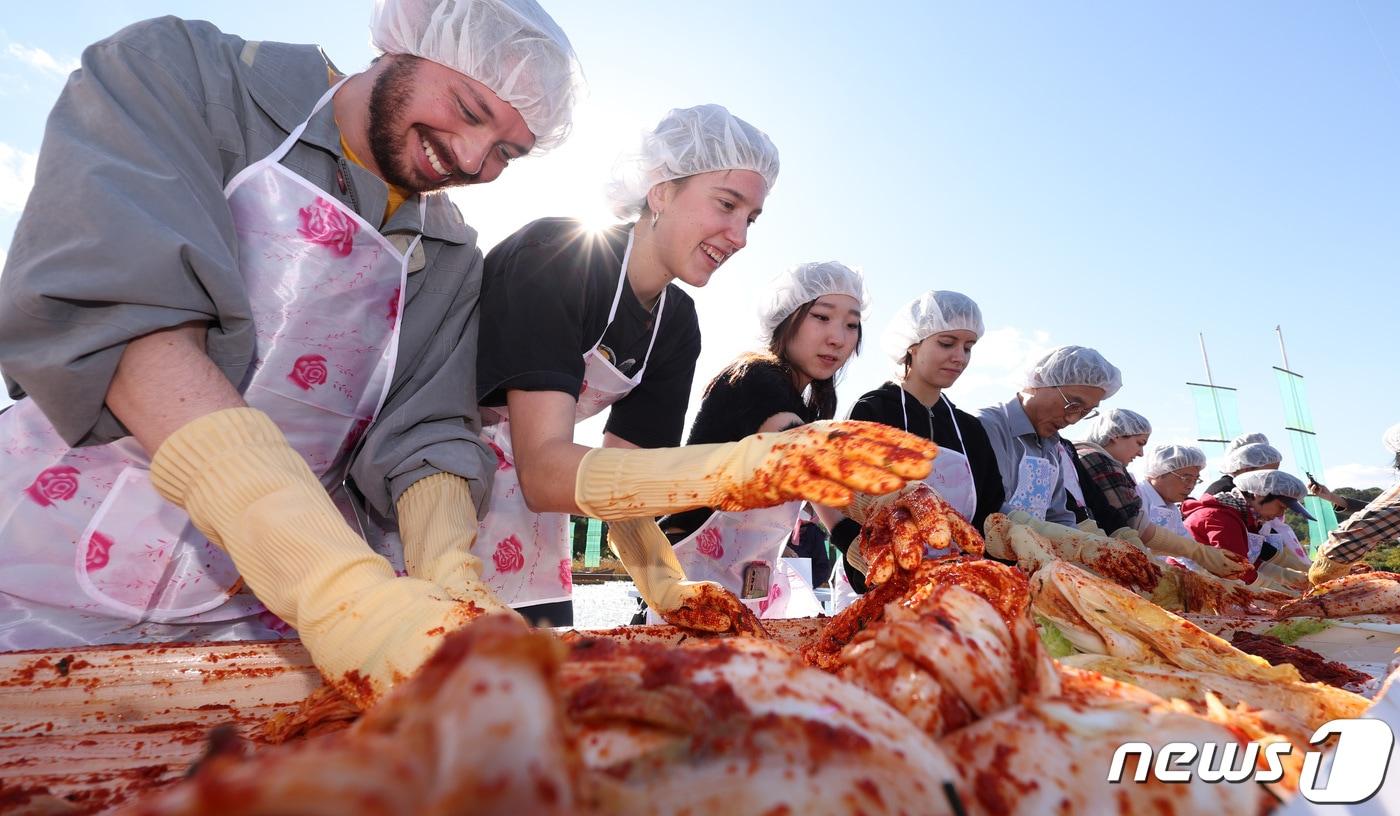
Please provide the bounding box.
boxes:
[1310,423,1400,585]
[1073,409,1252,580]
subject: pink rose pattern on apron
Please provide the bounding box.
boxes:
[287,353,330,390]
[296,196,358,256]
[492,536,526,574]
[85,532,114,572]
[0,79,420,648]
[659,501,824,622]
[477,231,668,610]
[24,465,81,507]
[695,527,724,559]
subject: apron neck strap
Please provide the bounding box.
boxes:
[591,230,666,381]
[600,230,636,331]
[940,394,967,452]
[267,77,350,166]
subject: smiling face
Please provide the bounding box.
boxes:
[364,55,535,193]
[782,294,862,389]
[645,169,767,288]
[1104,433,1151,466]
[906,330,979,391]
[1020,384,1107,439]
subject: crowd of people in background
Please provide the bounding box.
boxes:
[691,277,1400,610]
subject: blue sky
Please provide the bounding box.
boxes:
[1,2,1396,488]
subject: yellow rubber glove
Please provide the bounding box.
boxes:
[1140,526,1252,581]
[844,482,931,578]
[605,517,764,637]
[1110,527,1149,553]
[1007,511,1081,543]
[1309,552,1353,586]
[150,407,495,710]
[1265,541,1311,573]
[396,472,512,613]
[575,420,935,521]
[1255,562,1307,595]
[1077,518,1108,537]
[846,481,984,584]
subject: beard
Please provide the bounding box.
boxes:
[366,55,430,193]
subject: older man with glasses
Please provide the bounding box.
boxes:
[977,345,1120,526]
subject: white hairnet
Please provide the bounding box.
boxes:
[371,0,582,152]
[1084,408,1152,446]
[1223,442,1282,473]
[880,290,984,363]
[1145,444,1207,478]
[758,261,868,339]
[1384,423,1400,455]
[1227,432,1270,452]
[1235,469,1306,500]
[607,104,780,219]
[1022,345,1122,398]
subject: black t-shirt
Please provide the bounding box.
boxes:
[662,357,818,538]
[477,218,701,448]
[847,382,1006,533]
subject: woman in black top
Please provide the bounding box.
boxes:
[651,261,868,620]
[831,290,1005,599]
[474,104,781,625]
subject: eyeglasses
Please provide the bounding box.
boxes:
[1054,386,1100,422]
[1168,471,1203,486]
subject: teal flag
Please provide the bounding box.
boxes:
[1274,366,1340,552]
[1187,382,1242,460]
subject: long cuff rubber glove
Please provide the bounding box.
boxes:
[1006,511,1084,543]
[1266,542,1311,573]
[396,472,513,614]
[575,420,935,521]
[1138,526,1252,581]
[151,408,493,710]
[1309,552,1353,586]
[605,517,765,637]
[1077,518,1109,537]
[845,481,984,584]
[844,482,932,580]
[1255,561,1307,595]
[1110,527,1150,554]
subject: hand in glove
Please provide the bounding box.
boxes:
[576,421,936,520]
[1265,542,1311,573]
[1110,527,1149,553]
[606,517,766,637]
[396,472,513,613]
[1007,511,1083,543]
[1255,561,1308,595]
[1308,552,1355,586]
[151,408,504,710]
[847,482,981,584]
[1077,518,1108,537]
[1141,526,1252,581]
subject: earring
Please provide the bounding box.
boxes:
[650,210,661,228]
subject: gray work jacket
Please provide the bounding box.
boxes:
[0,16,494,515]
